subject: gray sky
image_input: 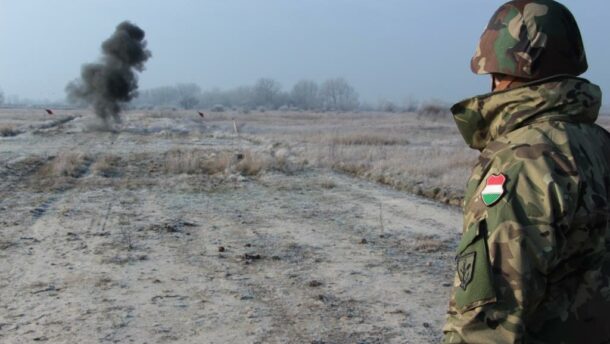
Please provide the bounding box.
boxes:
[1,0,608,106]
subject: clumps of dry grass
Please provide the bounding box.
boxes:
[299,130,410,147]
[309,144,476,205]
[410,234,447,253]
[330,132,409,146]
[163,148,305,177]
[91,154,122,177]
[0,124,21,137]
[319,178,337,189]
[27,151,91,191]
[233,150,271,176]
[164,149,231,175]
[45,151,91,178]
[232,148,305,176]
[1,155,48,179]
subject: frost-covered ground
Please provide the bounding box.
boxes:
[0,109,465,343]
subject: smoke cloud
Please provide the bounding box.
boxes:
[66,21,151,125]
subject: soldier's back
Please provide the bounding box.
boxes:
[524,120,610,343]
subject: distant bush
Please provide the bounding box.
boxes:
[419,104,447,115]
[211,104,225,112]
[418,101,451,121]
[378,100,397,113]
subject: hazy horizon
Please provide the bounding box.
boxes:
[1,0,609,107]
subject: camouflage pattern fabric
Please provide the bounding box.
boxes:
[472,0,588,79]
[443,76,610,343]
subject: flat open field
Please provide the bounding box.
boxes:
[7,108,606,343]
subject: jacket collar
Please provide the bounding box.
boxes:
[451,76,602,150]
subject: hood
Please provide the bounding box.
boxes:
[451,76,602,150]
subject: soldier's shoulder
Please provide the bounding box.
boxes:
[479,123,580,184]
[485,121,574,160]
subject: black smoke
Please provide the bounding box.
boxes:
[66,21,151,125]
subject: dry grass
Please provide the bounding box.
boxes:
[45,151,91,178]
[2,108,477,205]
[164,149,232,175]
[163,147,304,177]
[302,139,475,205]
[240,112,477,205]
[319,178,337,189]
[91,154,122,177]
[0,124,20,137]
[234,150,271,176]
[411,234,446,253]
[329,132,409,146]
[199,110,475,205]
[232,149,304,176]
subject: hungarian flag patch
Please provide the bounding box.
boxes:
[481,174,506,206]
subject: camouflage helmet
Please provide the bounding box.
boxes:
[472,0,588,79]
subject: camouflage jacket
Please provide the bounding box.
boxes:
[443,76,610,343]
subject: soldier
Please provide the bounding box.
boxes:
[442,0,610,343]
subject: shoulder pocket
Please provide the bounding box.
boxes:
[454,220,496,312]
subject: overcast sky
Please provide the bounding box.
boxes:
[1,0,608,106]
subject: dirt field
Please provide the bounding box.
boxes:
[1,109,468,343]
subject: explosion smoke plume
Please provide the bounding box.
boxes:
[66,21,151,125]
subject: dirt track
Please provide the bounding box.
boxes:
[0,110,461,343]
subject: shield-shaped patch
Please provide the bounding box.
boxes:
[481,174,507,206]
[456,252,476,290]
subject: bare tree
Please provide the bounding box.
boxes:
[228,86,254,109]
[402,96,419,113]
[179,95,199,109]
[176,83,201,109]
[378,99,397,113]
[135,86,179,107]
[0,89,4,106]
[320,78,359,111]
[252,78,281,109]
[291,80,319,110]
[199,86,254,110]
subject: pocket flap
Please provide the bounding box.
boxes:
[454,220,496,312]
[457,221,481,254]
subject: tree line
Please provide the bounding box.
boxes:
[133,77,360,111]
[0,81,458,116]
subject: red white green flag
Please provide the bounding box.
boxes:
[481,174,506,206]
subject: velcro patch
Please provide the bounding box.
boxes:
[456,252,476,290]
